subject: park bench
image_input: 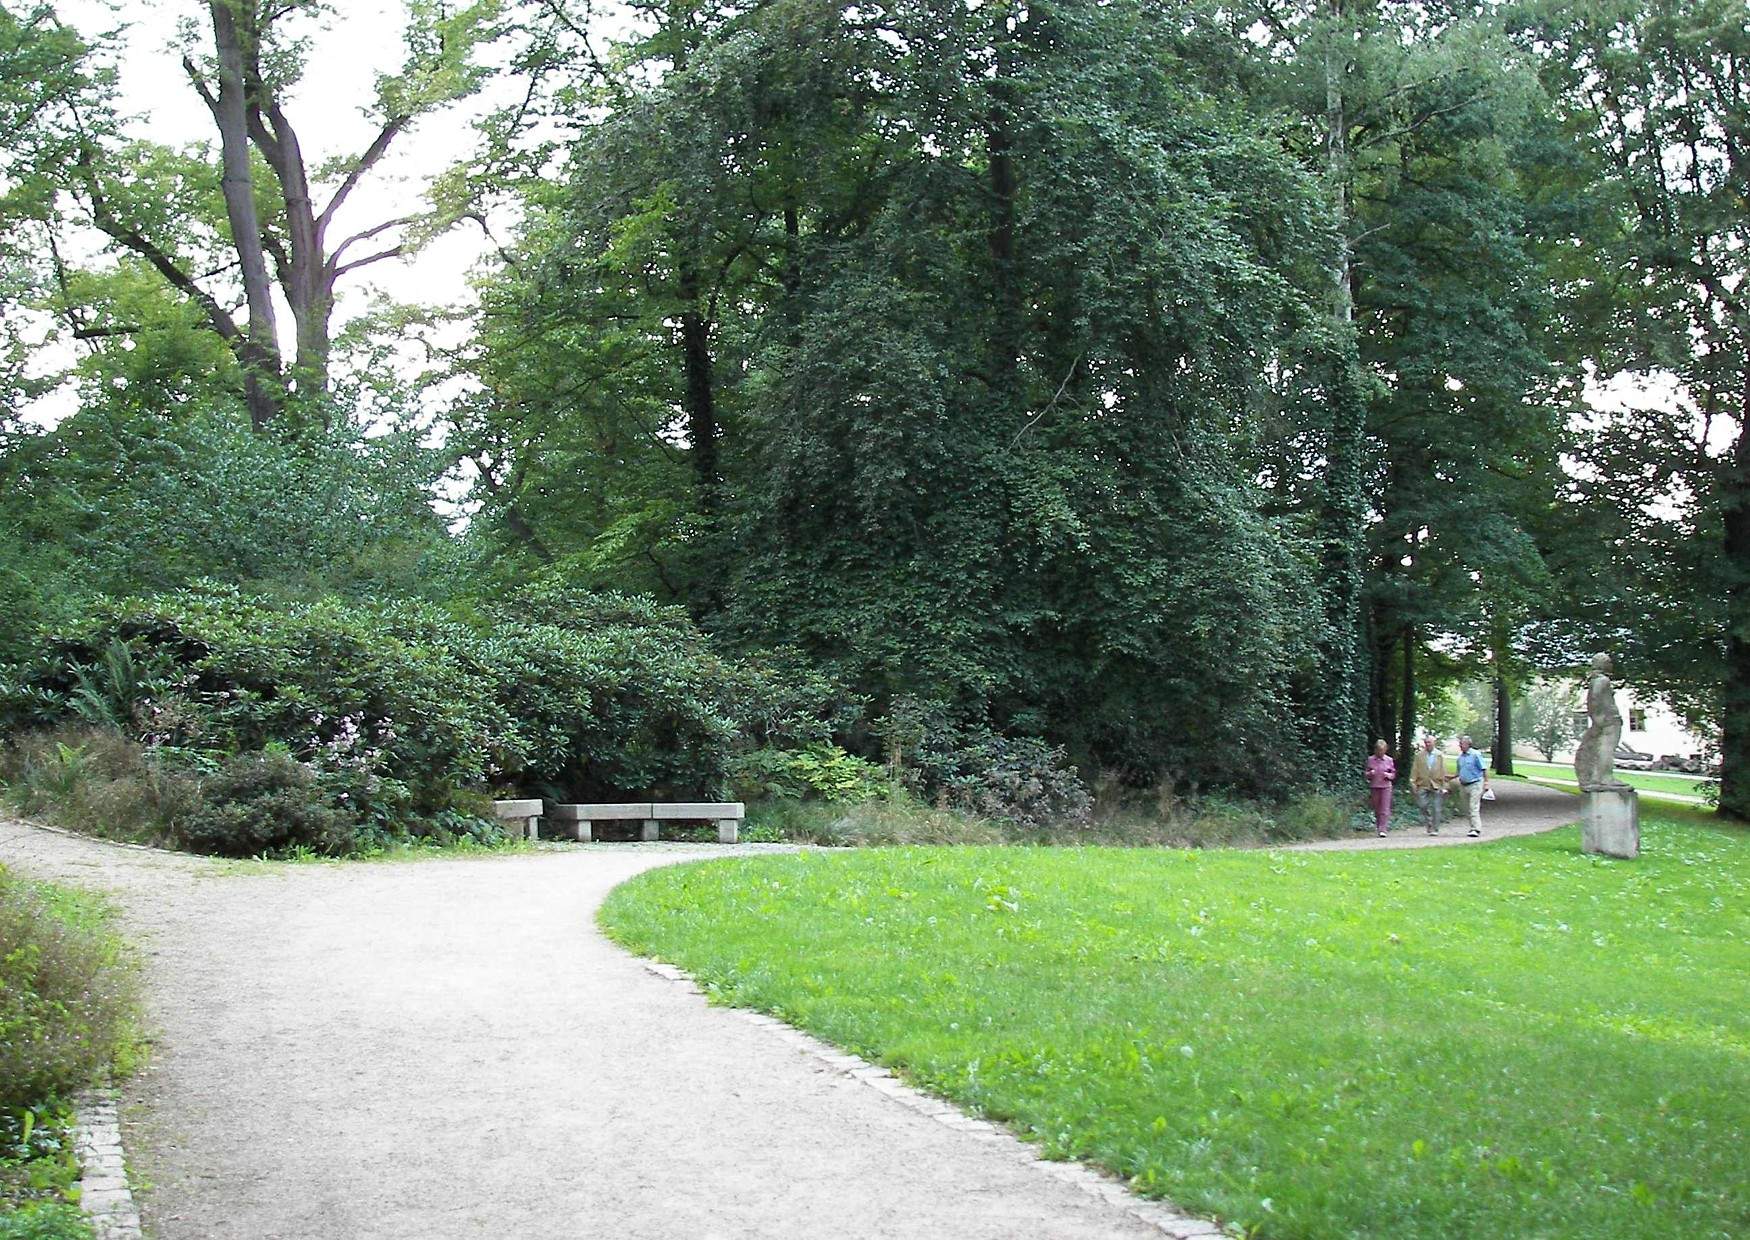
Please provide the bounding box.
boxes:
[547,801,744,844]
[493,799,544,841]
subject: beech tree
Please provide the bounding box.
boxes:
[2,0,499,428]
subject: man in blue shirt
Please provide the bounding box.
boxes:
[1454,735,1492,837]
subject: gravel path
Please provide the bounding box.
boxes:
[0,822,1168,1240]
[1284,776,1581,852]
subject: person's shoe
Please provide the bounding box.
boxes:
[1378,830,1389,837]
[1468,828,1481,837]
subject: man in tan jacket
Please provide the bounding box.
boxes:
[1409,734,1452,835]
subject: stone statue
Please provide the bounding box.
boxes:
[1574,653,1629,791]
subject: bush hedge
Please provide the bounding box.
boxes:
[0,585,1118,853]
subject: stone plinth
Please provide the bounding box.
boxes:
[1581,785,1640,859]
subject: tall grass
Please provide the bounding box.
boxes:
[741,785,1360,848]
[0,867,141,1237]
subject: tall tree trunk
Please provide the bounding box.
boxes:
[1720,373,1750,819]
[666,1,718,513]
[1367,606,1392,746]
[209,0,283,429]
[1493,670,1515,775]
[677,257,719,509]
[1397,626,1416,771]
[1314,0,1369,774]
[986,91,1020,396]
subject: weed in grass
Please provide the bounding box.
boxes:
[601,817,1750,1239]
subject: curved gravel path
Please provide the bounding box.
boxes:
[0,822,1171,1240]
[1283,776,1581,852]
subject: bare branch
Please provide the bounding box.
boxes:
[333,246,406,279]
[330,215,421,264]
[181,55,219,116]
[319,115,411,230]
[72,323,145,340]
[71,140,239,342]
[1011,354,1082,447]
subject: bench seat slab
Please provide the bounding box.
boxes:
[649,802,746,820]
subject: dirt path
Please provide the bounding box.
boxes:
[0,822,1168,1240]
[1284,777,1581,852]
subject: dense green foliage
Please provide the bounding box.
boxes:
[1,0,1743,814]
[0,408,454,663]
[0,587,827,849]
[602,816,1750,1237]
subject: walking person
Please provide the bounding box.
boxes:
[1453,735,1492,837]
[1365,740,1397,837]
[1410,734,1450,835]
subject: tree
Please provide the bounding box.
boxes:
[1,0,500,428]
[1238,0,1576,773]
[467,0,1337,791]
[1529,0,1750,815]
[1519,679,1582,761]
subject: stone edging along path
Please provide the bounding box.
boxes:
[74,1089,143,1240]
[636,958,1228,1240]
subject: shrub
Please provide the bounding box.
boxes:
[729,744,890,804]
[457,612,735,801]
[2,585,814,811]
[750,795,1009,846]
[171,750,354,858]
[1081,782,1357,848]
[2,587,511,818]
[0,1203,90,1240]
[879,698,1092,828]
[0,868,137,1116]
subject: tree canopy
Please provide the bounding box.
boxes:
[3,0,1744,811]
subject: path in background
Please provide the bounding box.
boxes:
[1286,777,1582,852]
[0,821,1166,1240]
[1511,772,1709,806]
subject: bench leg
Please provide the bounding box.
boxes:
[716,818,739,844]
[575,820,593,843]
[641,819,660,842]
[525,815,540,842]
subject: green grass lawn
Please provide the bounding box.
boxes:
[600,815,1749,1239]
[1506,759,1714,800]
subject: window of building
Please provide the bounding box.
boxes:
[1629,708,1647,732]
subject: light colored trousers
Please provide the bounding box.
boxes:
[1415,787,1445,832]
[1455,780,1483,831]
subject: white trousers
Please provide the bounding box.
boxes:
[1455,781,1483,831]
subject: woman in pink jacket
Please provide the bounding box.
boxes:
[1365,739,1396,837]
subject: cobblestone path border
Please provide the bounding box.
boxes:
[74,1090,143,1240]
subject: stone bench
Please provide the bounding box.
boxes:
[548,802,745,844]
[493,799,544,841]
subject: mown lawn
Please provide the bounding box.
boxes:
[1507,759,1713,800]
[600,816,1749,1239]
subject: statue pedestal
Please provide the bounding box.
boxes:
[1580,786,1640,859]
